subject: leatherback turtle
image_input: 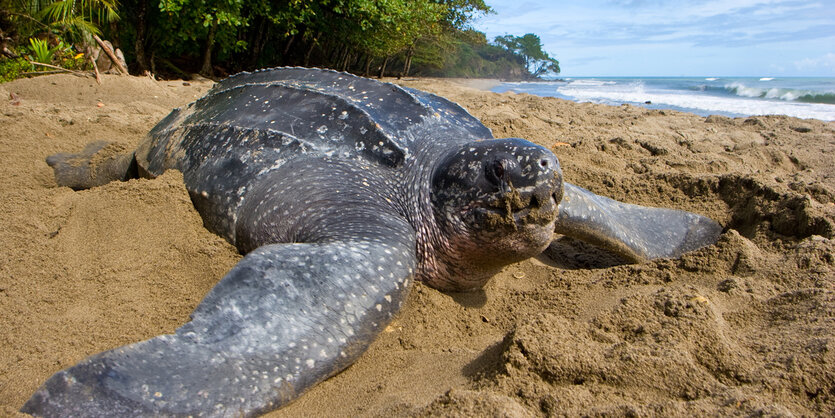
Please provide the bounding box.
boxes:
[24,67,721,416]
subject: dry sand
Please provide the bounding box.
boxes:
[1,73,833,417]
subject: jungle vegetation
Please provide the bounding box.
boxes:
[0,0,560,80]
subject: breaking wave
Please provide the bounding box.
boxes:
[724,82,835,105]
[491,77,835,121]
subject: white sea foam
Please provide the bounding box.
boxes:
[760,77,775,81]
[726,82,763,98]
[492,77,835,121]
[566,79,616,87]
[556,83,835,121]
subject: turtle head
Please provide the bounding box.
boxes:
[428,138,563,291]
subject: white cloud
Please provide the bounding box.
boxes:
[794,53,835,72]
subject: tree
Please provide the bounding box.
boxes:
[494,33,559,77]
[157,0,245,76]
[2,0,554,79]
[7,0,119,43]
[408,29,527,79]
[437,0,492,30]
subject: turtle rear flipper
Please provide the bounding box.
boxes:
[553,182,722,263]
[46,141,138,190]
[22,219,416,416]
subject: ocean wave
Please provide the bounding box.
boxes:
[555,85,835,120]
[795,92,835,105]
[566,79,617,87]
[724,82,835,105]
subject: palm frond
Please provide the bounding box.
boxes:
[38,0,74,23]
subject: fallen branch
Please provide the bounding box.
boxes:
[20,70,72,76]
[29,61,91,76]
[27,62,96,79]
[89,53,102,85]
[29,61,74,72]
[92,35,128,75]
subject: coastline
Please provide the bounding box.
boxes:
[480,76,835,121]
[1,74,833,416]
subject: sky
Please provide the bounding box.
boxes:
[473,0,835,77]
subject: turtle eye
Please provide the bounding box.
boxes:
[486,159,505,185]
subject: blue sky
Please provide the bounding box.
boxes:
[473,0,835,77]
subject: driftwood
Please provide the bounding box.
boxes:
[89,52,102,84]
[27,61,97,81]
[29,61,90,75]
[28,61,73,72]
[92,35,128,75]
[19,70,72,76]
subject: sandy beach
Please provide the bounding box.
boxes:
[1,73,833,416]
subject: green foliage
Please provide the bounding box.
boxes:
[156,0,246,64]
[349,0,446,58]
[39,0,120,30]
[493,33,560,77]
[28,37,53,63]
[408,29,527,79]
[438,0,492,30]
[0,57,33,82]
[17,0,121,43]
[1,0,559,79]
[24,36,84,70]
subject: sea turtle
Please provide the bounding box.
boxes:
[24,67,722,416]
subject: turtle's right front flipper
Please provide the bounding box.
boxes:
[553,182,722,262]
[22,225,416,416]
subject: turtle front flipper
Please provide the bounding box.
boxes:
[22,230,416,416]
[552,182,722,263]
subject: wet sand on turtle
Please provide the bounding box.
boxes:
[1,73,833,416]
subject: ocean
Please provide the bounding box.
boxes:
[490,77,835,121]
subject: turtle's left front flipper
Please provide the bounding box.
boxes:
[22,231,416,416]
[553,182,722,263]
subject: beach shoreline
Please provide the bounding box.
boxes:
[483,76,835,121]
[1,74,833,416]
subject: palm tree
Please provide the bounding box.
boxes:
[12,0,119,42]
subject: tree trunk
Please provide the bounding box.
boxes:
[200,19,218,77]
[378,55,389,78]
[340,46,350,71]
[245,16,268,69]
[283,35,295,56]
[363,55,372,77]
[150,49,156,75]
[303,32,320,67]
[402,45,414,77]
[133,0,149,73]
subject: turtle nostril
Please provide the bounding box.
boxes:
[530,195,540,208]
[540,159,549,168]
